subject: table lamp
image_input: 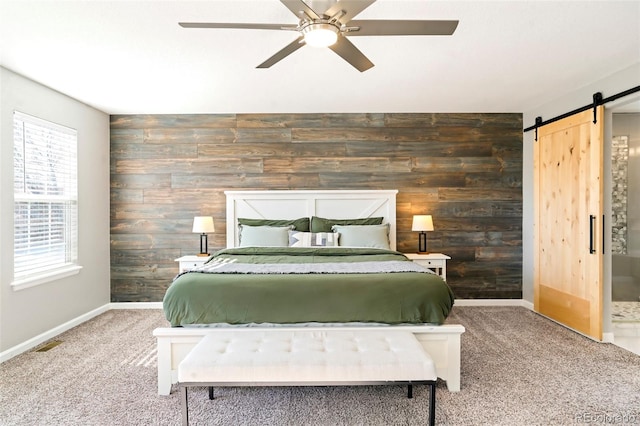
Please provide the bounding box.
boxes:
[192,216,215,256]
[411,215,434,253]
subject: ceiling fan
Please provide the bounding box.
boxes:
[179,0,458,72]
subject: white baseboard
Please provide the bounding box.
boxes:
[0,302,162,363]
[602,332,615,343]
[0,304,110,363]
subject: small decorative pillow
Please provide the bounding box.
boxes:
[288,231,340,248]
[331,224,391,250]
[239,225,293,247]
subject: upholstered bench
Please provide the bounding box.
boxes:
[178,329,438,426]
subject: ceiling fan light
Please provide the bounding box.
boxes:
[302,23,339,47]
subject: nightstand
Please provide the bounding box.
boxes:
[404,253,451,280]
[175,255,210,273]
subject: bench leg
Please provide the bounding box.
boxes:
[209,386,214,400]
[428,382,436,426]
[407,384,413,399]
[181,386,189,426]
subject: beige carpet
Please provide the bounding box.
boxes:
[0,307,638,425]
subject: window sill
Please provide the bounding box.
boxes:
[11,265,83,291]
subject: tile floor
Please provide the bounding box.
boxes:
[612,301,640,355]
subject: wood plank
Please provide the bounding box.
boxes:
[171,174,321,189]
[438,188,522,201]
[236,128,291,143]
[427,202,494,217]
[111,219,193,234]
[440,231,488,246]
[432,113,522,128]
[110,128,144,143]
[476,246,522,261]
[144,128,236,143]
[383,113,435,127]
[412,157,504,173]
[115,158,263,174]
[111,203,223,220]
[318,172,466,189]
[111,265,177,280]
[142,189,225,204]
[111,142,197,159]
[110,234,154,250]
[237,113,385,128]
[110,173,171,189]
[197,142,347,158]
[111,189,143,204]
[347,141,493,157]
[447,261,522,278]
[264,157,412,173]
[110,249,180,266]
[111,114,236,129]
[110,279,174,302]
[464,172,522,188]
[292,127,439,143]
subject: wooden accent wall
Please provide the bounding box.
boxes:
[110,113,522,301]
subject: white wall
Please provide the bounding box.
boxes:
[0,67,110,353]
[522,62,640,334]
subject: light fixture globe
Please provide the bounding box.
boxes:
[302,23,339,47]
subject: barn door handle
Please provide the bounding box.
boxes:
[589,215,596,254]
[602,214,605,254]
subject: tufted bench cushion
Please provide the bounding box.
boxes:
[178,329,437,425]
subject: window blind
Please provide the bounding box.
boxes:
[13,111,78,282]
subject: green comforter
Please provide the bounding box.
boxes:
[163,247,455,326]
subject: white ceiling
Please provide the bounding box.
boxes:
[1,0,639,115]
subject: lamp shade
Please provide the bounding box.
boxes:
[412,215,434,232]
[192,216,215,234]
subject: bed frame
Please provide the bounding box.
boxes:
[153,190,464,395]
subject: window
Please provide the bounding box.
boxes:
[13,111,80,289]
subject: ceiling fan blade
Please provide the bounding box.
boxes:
[328,36,374,72]
[280,0,320,20]
[345,20,459,36]
[257,37,305,68]
[179,22,295,30]
[325,0,375,23]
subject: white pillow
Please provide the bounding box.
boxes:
[331,224,391,250]
[288,231,340,247]
[239,225,293,247]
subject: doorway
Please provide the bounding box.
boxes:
[611,110,640,354]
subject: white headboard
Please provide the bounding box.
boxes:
[225,190,398,250]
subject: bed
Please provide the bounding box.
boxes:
[153,190,465,395]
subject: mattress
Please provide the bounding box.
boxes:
[163,247,455,327]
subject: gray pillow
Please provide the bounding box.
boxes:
[239,225,293,247]
[331,224,390,250]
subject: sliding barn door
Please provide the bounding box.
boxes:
[533,107,604,340]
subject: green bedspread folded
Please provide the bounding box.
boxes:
[163,247,455,326]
